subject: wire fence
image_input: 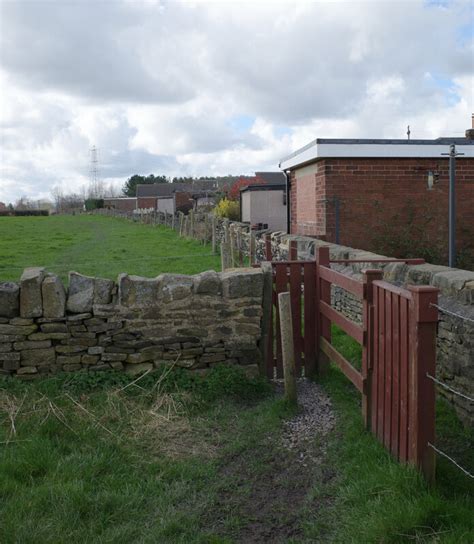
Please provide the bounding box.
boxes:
[428,442,474,479]
[426,373,474,403]
[431,303,474,325]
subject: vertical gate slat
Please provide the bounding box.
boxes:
[371,285,379,433]
[274,264,287,379]
[384,291,393,450]
[399,297,409,462]
[391,294,400,459]
[377,286,385,441]
[289,263,303,374]
[303,262,317,377]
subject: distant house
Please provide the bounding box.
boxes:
[279,131,474,259]
[0,202,6,210]
[136,182,223,214]
[240,171,287,231]
[103,197,137,212]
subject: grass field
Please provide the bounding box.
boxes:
[0,214,220,281]
[0,214,473,542]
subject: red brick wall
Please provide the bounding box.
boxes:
[290,164,328,238]
[174,192,193,213]
[137,197,157,209]
[291,157,474,263]
[104,198,137,212]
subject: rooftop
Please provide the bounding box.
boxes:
[279,137,474,170]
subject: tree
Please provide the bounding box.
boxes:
[228,175,266,201]
[122,174,169,197]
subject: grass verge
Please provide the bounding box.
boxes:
[305,327,474,543]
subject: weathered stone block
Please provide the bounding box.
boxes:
[193,271,222,295]
[42,275,66,318]
[405,264,451,287]
[0,324,37,336]
[0,334,26,342]
[13,340,51,350]
[88,346,104,355]
[221,269,263,299]
[81,354,100,365]
[63,363,83,372]
[0,282,20,318]
[21,348,55,366]
[17,366,38,375]
[118,274,160,307]
[20,267,45,318]
[57,355,82,365]
[101,352,127,362]
[9,317,34,325]
[0,343,12,352]
[158,274,193,303]
[126,352,153,364]
[432,270,474,296]
[0,352,21,361]
[67,313,92,321]
[67,272,94,313]
[55,345,87,354]
[29,332,69,341]
[41,323,68,333]
[94,278,114,305]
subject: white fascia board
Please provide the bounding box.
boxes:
[280,143,474,170]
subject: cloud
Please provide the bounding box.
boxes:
[0,0,472,203]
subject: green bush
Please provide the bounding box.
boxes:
[84,199,104,211]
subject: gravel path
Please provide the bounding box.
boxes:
[279,378,336,464]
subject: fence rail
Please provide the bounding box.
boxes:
[263,245,439,482]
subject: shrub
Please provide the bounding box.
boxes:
[214,198,240,221]
[85,198,104,211]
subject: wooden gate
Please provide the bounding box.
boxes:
[265,260,317,379]
[262,243,438,481]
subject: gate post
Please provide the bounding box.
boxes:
[362,269,383,430]
[407,285,438,483]
[316,246,331,376]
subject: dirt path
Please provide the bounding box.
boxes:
[213,379,336,543]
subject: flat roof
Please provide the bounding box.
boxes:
[240,183,286,193]
[279,137,474,170]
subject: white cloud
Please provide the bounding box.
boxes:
[0,0,473,203]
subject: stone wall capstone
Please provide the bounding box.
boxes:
[0,267,264,379]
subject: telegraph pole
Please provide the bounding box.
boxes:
[442,144,464,268]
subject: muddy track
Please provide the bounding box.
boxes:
[210,380,336,543]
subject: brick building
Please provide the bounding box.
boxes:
[103,197,137,212]
[279,136,474,263]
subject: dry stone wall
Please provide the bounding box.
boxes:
[265,232,474,426]
[0,267,264,379]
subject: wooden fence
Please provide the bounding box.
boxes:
[264,244,438,481]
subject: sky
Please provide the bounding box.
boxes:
[0,0,473,203]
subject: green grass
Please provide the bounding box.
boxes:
[0,215,220,281]
[0,366,283,543]
[304,327,474,543]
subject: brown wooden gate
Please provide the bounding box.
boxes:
[262,243,438,481]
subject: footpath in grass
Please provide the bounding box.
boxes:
[0,214,220,282]
[1,360,472,543]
